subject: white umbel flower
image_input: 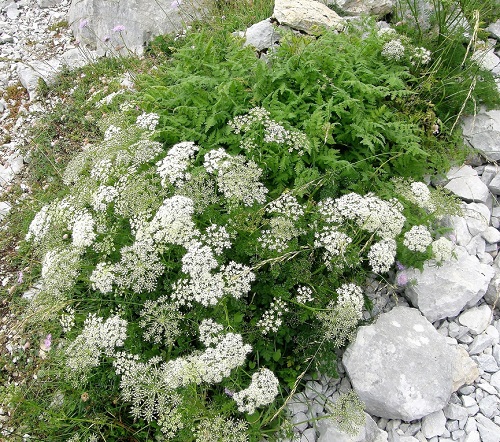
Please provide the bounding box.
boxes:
[233,368,279,414]
[403,225,432,252]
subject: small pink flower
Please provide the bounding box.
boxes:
[44,334,52,351]
[224,387,234,397]
[171,0,182,8]
[17,271,23,284]
[112,24,125,33]
[395,261,406,271]
[397,272,408,286]
[79,19,88,29]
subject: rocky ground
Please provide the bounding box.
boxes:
[1,1,500,441]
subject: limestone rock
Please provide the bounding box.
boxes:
[421,409,446,438]
[482,226,500,244]
[0,201,11,221]
[464,203,491,236]
[404,246,495,322]
[458,305,492,335]
[451,346,479,391]
[69,0,209,56]
[484,265,500,306]
[273,0,344,34]
[444,166,490,203]
[327,0,395,16]
[475,413,500,442]
[343,307,455,421]
[462,109,500,161]
[317,412,388,442]
[243,19,280,52]
[488,19,500,39]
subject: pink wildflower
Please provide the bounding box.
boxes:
[112,24,125,33]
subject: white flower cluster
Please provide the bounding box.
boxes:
[202,224,231,255]
[256,298,288,335]
[403,225,432,252]
[114,240,165,293]
[41,247,81,295]
[113,353,184,436]
[432,237,454,263]
[367,239,397,274]
[229,107,271,133]
[199,319,224,347]
[381,40,405,61]
[195,415,248,442]
[411,46,431,65]
[296,286,314,304]
[182,242,218,278]
[90,158,114,183]
[66,314,127,376]
[156,141,199,187]
[104,124,122,141]
[319,193,406,239]
[71,210,96,249]
[138,195,199,249]
[171,260,254,307]
[26,205,52,243]
[59,306,75,333]
[127,139,164,165]
[336,283,364,321]
[394,179,436,212]
[314,226,353,264]
[91,185,119,212]
[259,217,300,252]
[90,261,115,293]
[229,107,310,156]
[139,296,184,345]
[204,150,268,207]
[233,368,279,414]
[136,112,160,131]
[267,193,304,221]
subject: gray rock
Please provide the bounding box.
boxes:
[0,201,11,221]
[483,227,500,244]
[464,430,480,442]
[486,325,500,344]
[488,19,500,39]
[464,203,491,236]
[317,412,387,442]
[287,393,309,415]
[484,266,500,306]
[343,307,455,421]
[465,418,477,433]
[458,305,492,335]
[472,45,500,76]
[444,167,490,203]
[444,403,469,421]
[273,0,345,34]
[404,247,495,322]
[491,370,500,393]
[243,19,280,52]
[471,354,499,373]
[489,173,500,195]
[468,334,495,355]
[17,59,61,100]
[301,427,316,442]
[462,109,500,162]
[291,411,309,433]
[37,0,61,7]
[327,0,395,16]
[466,234,486,257]
[452,346,479,391]
[441,216,472,246]
[478,395,499,418]
[6,3,19,20]
[69,0,209,56]
[421,409,447,438]
[475,413,500,442]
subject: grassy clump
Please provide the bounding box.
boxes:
[0,1,499,441]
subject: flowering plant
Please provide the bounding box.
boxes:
[22,108,459,440]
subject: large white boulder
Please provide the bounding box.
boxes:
[403,246,495,322]
[68,0,210,56]
[343,307,456,421]
[273,0,344,34]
